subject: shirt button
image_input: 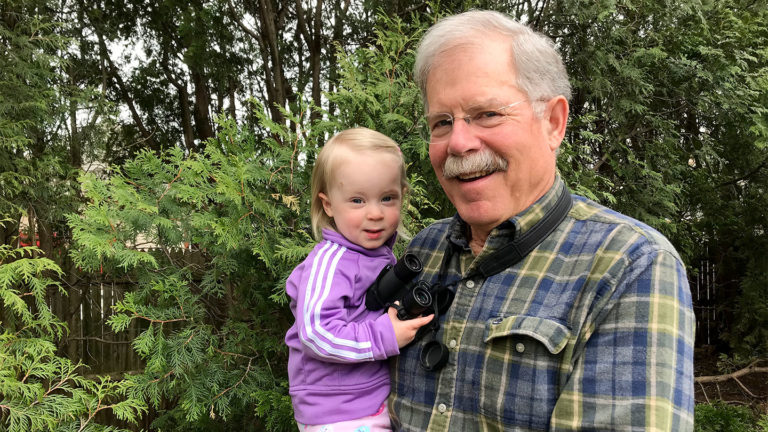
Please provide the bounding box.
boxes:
[438,403,447,413]
[465,280,475,288]
[448,339,457,348]
[491,317,503,325]
[516,342,525,353]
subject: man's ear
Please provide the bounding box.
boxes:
[319,192,333,218]
[543,96,569,152]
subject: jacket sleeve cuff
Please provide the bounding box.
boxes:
[372,311,401,359]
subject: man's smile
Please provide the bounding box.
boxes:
[454,168,502,182]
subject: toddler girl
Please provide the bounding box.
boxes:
[284,128,433,431]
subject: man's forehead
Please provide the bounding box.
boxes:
[438,98,509,111]
[424,39,518,112]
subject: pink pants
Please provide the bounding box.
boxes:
[297,402,391,432]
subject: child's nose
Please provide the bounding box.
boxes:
[367,204,384,219]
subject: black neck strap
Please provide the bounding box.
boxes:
[438,182,574,288]
[470,183,573,279]
[418,182,574,369]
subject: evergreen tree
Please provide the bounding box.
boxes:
[0,239,147,431]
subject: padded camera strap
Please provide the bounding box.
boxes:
[417,182,574,371]
[471,182,573,279]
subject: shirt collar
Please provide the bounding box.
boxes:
[447,174,567,251]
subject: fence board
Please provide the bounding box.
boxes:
[53,277,143,376]
[692,257,718,347]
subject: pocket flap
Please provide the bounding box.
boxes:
[484,315,571,354]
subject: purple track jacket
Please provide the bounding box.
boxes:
[285,229,400,424]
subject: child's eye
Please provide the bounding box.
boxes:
[382,196,393,203]
[351,198,363,204]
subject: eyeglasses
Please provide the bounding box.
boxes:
[425,101,527,141]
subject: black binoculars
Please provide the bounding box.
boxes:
[365,252,433,320]
[366,252,456,372]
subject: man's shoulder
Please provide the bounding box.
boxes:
[408,217,454,250]
[569,194,680,259]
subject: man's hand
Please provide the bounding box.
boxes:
[387,304,434,348]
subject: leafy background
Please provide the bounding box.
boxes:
[1,0,767,430]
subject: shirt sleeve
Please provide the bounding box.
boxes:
[291,242,400,364]
[549,247,696,431]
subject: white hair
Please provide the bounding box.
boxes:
[414,10,571,117]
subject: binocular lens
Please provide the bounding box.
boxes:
[393,252,423,280]
[366,253,424,312]
[397,284,432,320]
[420,340,449,371]
[413,288,430,306]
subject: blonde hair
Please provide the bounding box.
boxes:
[310,127,409,241]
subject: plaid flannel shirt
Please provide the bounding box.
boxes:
[390,177,695,431]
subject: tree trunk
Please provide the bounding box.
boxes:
[161,61,197,153]
[228,79,237,120]
[256,0,290,124]
[69,69,82,168]
[35,207,53,259]
[84,4,159,152]
[327,0,349,117]
[180,84,197,152]
[26,206,36,253]
[191,69,214,142]
[228,0,290,125]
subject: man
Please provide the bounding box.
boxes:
[389,10,695,431]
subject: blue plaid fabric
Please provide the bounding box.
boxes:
[389,177,695,431]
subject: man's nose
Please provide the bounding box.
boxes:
[446,119,482,155]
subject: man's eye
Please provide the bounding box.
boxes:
[475,110,506,127]
[431,117,453,130]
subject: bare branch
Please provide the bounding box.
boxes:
[695,359,768,392]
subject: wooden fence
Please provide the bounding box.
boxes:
[49,276,145,376]
[50,258,721,381]
[691,256,719,347]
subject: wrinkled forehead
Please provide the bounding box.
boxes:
[424,37,517,109]
[427,97,513,115]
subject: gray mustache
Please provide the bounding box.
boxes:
[443,149,508,178]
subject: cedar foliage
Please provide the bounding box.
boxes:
[67,105,320,430]
[1,0,768,430]
[0,241,147,431]
[64,17,446,429]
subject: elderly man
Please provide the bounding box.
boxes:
[389,10,695,431]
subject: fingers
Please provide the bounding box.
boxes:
[410,314,434,328]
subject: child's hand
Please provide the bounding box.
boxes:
[387,304,434,348]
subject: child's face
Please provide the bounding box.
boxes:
[319,150,403,250]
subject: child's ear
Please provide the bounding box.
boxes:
[319,192,333,218]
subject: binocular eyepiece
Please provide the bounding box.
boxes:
[366,252,455,372]
[365,253,433,320]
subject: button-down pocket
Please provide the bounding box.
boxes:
[484,315,570,353]
[478,315,572,427]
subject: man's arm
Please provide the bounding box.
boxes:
[550,248,696,431]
